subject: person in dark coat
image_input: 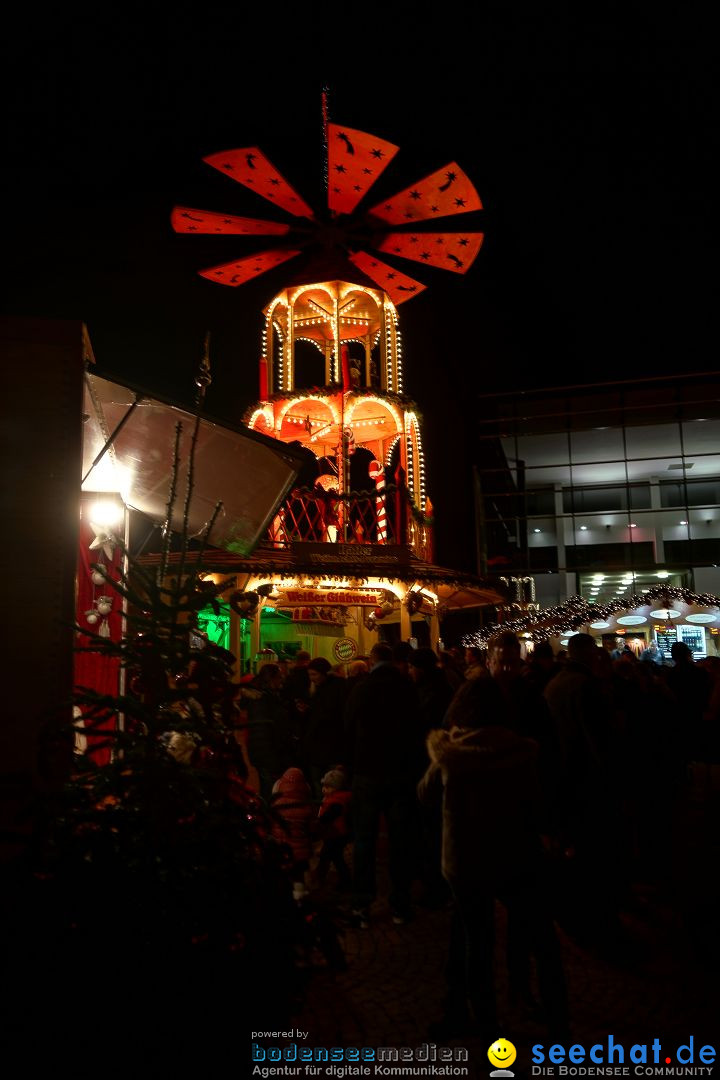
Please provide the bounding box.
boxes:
[240,663,292,804]
[408,647,454,738]
[487,630,562,836]
[665,640,712,762]
[640,640,665,669]
[281,650,312,764]
[543,632,628,945]
[610,636,634,660]
[408,646,454,907]
[301,657,350,797]
[345,658,369,692]
[524,639,559,693]
[344,642,423,927]
[463,646,487,681]
[439,650,465,693]
[419,676,568,1042]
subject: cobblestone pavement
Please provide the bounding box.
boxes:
[283,782,720,1080]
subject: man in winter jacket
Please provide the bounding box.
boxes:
[344,642,423,927]
[302,657,350,797]
[543,632,627,945]
[418,676,568,1041]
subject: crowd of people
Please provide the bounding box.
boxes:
[178,633,720,1041]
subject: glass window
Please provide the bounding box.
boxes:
[566,542,655,569]
[569,461,628,487]
[626,457,690,483]
[501,432,570,468]
[524,464,573,487]
[624,423,682,460]
[660,479,720,507]
[629,485,652,509]
[529,547,559,571]
[564,487,622,513]
[665,538,720,564]
[562,484,649,513]
[686,480,720,506]
[681,419,720,456]
[525,489,556,515]
[570,428,625,463]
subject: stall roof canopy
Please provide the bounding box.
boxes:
[138,542,508,610]
[82,372,305,556]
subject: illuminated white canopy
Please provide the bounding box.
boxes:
[82,372,305,556]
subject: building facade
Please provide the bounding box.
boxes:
[473,373,720,655]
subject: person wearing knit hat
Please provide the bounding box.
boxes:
[271,766,314,900]
[307,656,332,675]
[314,766,352,892]
[321,767,348,790]
[407,647,440,674]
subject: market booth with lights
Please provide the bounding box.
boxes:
[464,586,720,659]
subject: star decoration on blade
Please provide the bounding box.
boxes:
[171,120,484,303]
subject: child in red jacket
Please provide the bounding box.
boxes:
[271,766,314,900]
[315,767,352,891]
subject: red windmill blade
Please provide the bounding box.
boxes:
[202,147,315,219]
[171,206,290,236]
[173,122,484,298]
[327,123,399,215]
[348,252,426,305]
[375,231,484,274]
[368,162,482,225]
[199,249,303,287]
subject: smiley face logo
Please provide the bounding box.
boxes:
[488,1039,517,1070]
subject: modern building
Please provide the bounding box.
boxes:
[472,372,720,656]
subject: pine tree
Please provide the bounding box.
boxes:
[1,352,313,1065]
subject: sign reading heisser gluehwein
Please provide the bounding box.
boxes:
[276,588,383,607]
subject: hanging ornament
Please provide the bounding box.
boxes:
[190,579,221,612]
[88,524,117,561]
[96,596,113,616]
[380,591,395,616]
[404,591,422,615]
[85,610,99,626]
[91,568,106,586]
[229,590,260,618]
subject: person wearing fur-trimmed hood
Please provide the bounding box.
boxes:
[418,676,568,1042]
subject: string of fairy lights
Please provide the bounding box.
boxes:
[321,85,329,195]
[463,586,720,647]
[384,315,395,392]
[392,310,404,393]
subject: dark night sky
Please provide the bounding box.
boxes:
[1,12,712,572]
